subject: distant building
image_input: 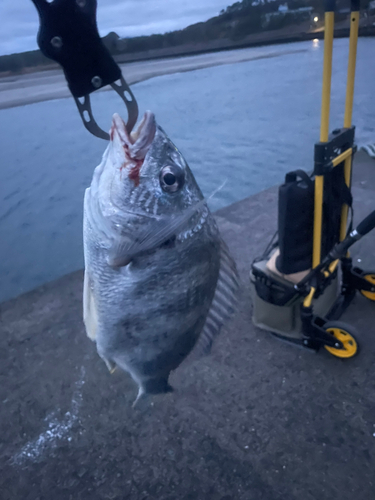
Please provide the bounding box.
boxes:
[278,4,288,13]
[262,6,314,28]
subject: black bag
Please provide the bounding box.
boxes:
[276,165,352,275]
[276,170,314,274]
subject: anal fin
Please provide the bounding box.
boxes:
[83,269,98,342]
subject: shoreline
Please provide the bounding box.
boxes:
[0,45,309,111]
[0,27,374,112]
[112,25,375,65]
[2,23,375,76]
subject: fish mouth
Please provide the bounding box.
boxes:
[110,111,156,161]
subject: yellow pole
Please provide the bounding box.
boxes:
[344,11,359,128]
[313,9,335,268]
[313,176,324,267]
[331,147,353,167]
[340,9,359,241]
[320,12,335,143]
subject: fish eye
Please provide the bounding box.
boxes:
[159,166,185,193]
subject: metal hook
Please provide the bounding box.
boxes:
[74,76,139,140]
[31,0,139,139]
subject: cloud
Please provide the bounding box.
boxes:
[0,0,230,56]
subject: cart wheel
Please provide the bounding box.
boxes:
[324,321,358,359]
[360,273,375,301]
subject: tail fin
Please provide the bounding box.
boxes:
[143,377,174,395]
[132,377,173,408]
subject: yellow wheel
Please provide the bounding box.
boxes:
[360,274,375,301]
[323,321,358,359]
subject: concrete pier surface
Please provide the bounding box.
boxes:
[1,151,374,500]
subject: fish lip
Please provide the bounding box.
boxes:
[111,111,156,161]
[130,110,155,145]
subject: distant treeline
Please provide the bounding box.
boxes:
[107,0,371,54]
[0,49,49,74]
[0,0,372,74]
[111,0,322,54]
[0,32,120,74]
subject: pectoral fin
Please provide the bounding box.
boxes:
[107,198,207,267]
[107,182,227,268]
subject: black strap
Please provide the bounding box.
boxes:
[341,183,353,207]
[286,169,352,206]
[285,170,314,188]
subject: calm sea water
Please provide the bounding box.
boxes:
[0,38,374,303]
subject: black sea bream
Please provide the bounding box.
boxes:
[83,111,238,404]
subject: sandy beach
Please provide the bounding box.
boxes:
[0,44,307,110]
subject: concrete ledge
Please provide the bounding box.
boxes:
[1,152,374,499]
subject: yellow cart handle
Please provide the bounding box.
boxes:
[313,0,336,268]
[345,0,360,129]
[340,0,360,241]
[313,0,361,267]
[320,0,336,144]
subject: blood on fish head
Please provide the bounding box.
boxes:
[109,111,156,186]
[110,111,156,163]
[99,111,204,221]
[97,111,155,212]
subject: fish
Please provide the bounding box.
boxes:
[83,111,239,405]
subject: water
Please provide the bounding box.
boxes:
[0,38,374,303]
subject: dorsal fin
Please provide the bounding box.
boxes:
[195,240,240,356]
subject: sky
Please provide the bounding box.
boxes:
[0,0,232,56]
